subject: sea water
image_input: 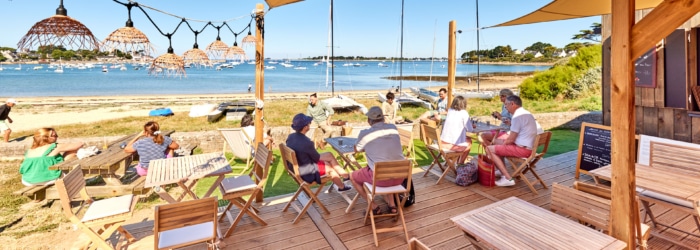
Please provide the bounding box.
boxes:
[0,61,548,97]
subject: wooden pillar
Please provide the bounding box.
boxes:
[446,20,456,107]
[254,3,265,202]
[610,0,635,247]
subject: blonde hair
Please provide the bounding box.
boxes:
[31,127,56,149]
[143,121,164,145]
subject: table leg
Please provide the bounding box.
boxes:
[202,175,225,198]
[156,185,178,204]
[176,181,199,201]
[462,231,490,250]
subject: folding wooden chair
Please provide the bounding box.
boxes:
[504,131,551,194]
[279,143,331,224]
[218,142,273,237]
[552,182,650,249]
[55,165,137,250]
[218,128,254,173]
[363,159,413,246]
[154,196,218,249]
[408,237,431,250]
[399,126,417,167]
[421,124,461,184]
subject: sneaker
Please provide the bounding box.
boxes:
[495,176,515,187]
[336,184,352,192]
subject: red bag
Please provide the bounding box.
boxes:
[477,147,496,187]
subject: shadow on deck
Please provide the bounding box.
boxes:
[121,150,700,249]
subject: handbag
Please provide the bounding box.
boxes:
[455,157,478,186]
[477,146,496,187]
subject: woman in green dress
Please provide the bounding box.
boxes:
[19,127,84,186]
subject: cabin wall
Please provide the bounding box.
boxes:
[602,10,700,143]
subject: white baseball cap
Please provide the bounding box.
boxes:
[6,98,17,104]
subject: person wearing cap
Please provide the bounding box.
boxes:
[350,106,405,215]
[0,99,16,142]
[440,96,476,164]
[286,113,351,192]
[307,93,335,147]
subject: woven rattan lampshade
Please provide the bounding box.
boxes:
[149,52,186,78]
[17,15,100,51]
[206,39,229,61]
[224,42,246,61]
[183,48,211,67]
[241,31,256,49]
[102,27,154,56]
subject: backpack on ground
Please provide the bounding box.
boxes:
[455,157,479,186]
[397,178,415,207]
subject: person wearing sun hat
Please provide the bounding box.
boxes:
[349,106,405,215]
[285,113,351,192]
[0,98,17,142]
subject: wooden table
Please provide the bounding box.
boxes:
[325,136,363,171]
[145,152,232,204]
[590,163,700,245]
[451,197,627,250]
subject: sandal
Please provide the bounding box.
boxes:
[388,206,398,214]
[371,206,383,216]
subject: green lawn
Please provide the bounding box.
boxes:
[194,128,581,198]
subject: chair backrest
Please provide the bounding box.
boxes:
[421,124,442,150]
[408,237,431,250]
[154,196,218,249]
[371,160,412,193]
[278,143,302,183]
[398,128,413,153]
[251,142,273,183]
[56,165,90,218]
[521,131,552,163]
[573,181,612,200]
[218,128,252,159]
[650,141,700,172]
[551,183,611,232]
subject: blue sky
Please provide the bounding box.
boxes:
[0,0,599,59]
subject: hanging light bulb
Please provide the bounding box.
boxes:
[205,25,229,62]
[183,32,211,68]
[17,0,100,52]
[149,35,185,78]
[102,2,154,57]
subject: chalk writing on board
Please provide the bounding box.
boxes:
[579,126,611,171]
[634,48,656,88]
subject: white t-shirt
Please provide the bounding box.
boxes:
[440,109,473,146]
[510,107,538,149]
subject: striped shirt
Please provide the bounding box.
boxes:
[133,136,172,168]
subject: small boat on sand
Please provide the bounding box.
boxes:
[409,87,440,103]
[207,100,256,123]
[377,92,433,110]
[454,91,497,100]
[322,95,368,113]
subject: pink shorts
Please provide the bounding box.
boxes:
[494,144,532,158]
[351,167,404,187]
[317,160,326,176]
[136,164,148,176]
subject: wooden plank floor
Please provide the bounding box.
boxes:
[121,150,700,249]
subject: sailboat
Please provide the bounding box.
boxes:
[454,0,497,100]
[320,0,367,113]
[54,58,64,73]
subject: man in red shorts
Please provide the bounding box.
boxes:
[349,106,406,215]
[486,96,538,187]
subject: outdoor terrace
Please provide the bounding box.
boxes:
[117,150,699,249]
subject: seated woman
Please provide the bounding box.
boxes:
[241,114,273,148]
[19,128,84,186]
[382,92,400,124]
[479,89,515,146]
[440,96,476,164]
[286,113,351,192]
[124,121,179,176]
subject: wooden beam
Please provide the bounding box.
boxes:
[610,0,636,248]
[447,20,457,107]
[254,3,265,203]
[631,0,700,59]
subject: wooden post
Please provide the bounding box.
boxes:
[446,20,456,108]
[610,0,635,247]
[254,3,265,202]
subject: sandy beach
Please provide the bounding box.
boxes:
[7,74,527,134]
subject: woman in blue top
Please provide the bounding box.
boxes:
[479,89,515,145]
[19,127,84,186]
[124,121,179,176]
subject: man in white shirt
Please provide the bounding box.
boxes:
[486,95,538,187]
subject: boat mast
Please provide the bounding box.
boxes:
[325,1,331,89]
[476,0,480,91]
[399,0,404,94]
[331,0,335,96]
[429,20,437,87]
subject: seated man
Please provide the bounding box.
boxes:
[485,95,538,187]
[286,113,351,192]
[349,106,405,215]
[416,88,447,123]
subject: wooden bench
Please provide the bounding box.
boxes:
[13,185,50,201]
[175,143,197,156]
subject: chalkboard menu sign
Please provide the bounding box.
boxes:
[634,47,656,88]
[575,122,612,179]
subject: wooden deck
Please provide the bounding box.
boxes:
[120,150,700,249]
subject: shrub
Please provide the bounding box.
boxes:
[520,45,602,100]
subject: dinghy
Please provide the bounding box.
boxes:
[322,95,368,113]
[377,92,433,110]
[207,101,256,123]
[409,87,440,103]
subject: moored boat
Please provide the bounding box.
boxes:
[409,87,440,103]
[377,92,432,110]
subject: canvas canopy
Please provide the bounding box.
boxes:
[492,0,662,27]
[265,0,304,9]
